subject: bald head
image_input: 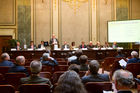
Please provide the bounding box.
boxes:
[1,53,10,61]
[30,60,42,74]
[131,51,138,58]
[16,56,25,66]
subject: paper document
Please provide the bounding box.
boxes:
[119,59,127,67]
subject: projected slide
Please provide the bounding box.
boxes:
[108,20,140,42]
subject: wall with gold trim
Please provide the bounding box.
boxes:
[0,0,17,39]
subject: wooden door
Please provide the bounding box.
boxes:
[0,36,12,55]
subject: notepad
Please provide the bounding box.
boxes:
[119,59,127,67]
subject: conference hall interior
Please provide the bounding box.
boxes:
[0,0,140,93]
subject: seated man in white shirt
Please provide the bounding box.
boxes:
[61,41,70,50]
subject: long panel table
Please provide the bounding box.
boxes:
[6,49,139,60]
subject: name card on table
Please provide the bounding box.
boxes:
[93,48,99,50]
[27,48,33,51]
[11,48,16,51]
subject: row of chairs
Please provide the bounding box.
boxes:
[0,65,69,75]
[0,71,86,89]
[101,57,140,78]
[0,82,113,93]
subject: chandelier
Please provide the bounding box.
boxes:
[63,0,88,14]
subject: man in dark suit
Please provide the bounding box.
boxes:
[41,53,58,66]
[28,41,36,49]
[20,60,52,87]
[82,60,110,84]
[38,41,45,49]
[49,34,59,45]
[0,53,14,66]
[61,41,70,50]
[87,41,94,49]
[79,55,88,71]
[8,56,29,76]
[79,41,87,48]
[127,51,140,64]
[112,70,134,93]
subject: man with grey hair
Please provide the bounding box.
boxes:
[82,60,110,84]
[113,69,134,93]
[20,60,52,87]
[8,56,29,76]
[0,53,14,66]
[41,53,58,66]
[127,51,140,64]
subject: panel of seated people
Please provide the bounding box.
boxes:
[6,49,138,60]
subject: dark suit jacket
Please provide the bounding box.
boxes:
[49,38,59,45]
[8,65,29,76]
[15,46,22,50]
[38,44,45,48]
[79,44,87,48]
[61,44,70,49]
[28,45,36,49]
[0,60,14,67]
[41,59,58,66]
[20,75,52,88]
[118,90,132,93]
[82,73,110,84]
[127,58,140,64]
[87,45,94,49]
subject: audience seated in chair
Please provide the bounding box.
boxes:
[54,70,87,93]
[112,69,134,93]
[127,51,140,65]
[41,53,58,66]
[67,52,77,62]
[79,55,88,71]
[71,49,83,65]
[0,53,14,67]
[8,56,29,76]
[20,60,52,88]
[82,60,110,84]
[68,64,80,73]
[115,49,125,58]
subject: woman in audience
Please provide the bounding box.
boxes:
[54,70,87,93]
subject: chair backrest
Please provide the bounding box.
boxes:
[101,57,116,72]
[85,82,113,93]
[5,73,26,90]
[58,61,68,65]
[125,63,140,77]
[54,65,68,72]
[79,71,86,77]
[40,72,52,80]
[56,58,65,61]
[137,84,140,93]
[19,84,50,93]
[110,58,124,79]
[52,71,65,84]
[0,66,10,75]
[0,73,4,84]
[0,85,15,93]
[42,66,53,73]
